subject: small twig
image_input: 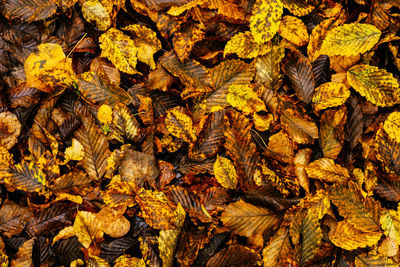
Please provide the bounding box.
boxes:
[67,32,87,58]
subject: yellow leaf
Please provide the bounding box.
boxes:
[224,31,272,59]
[98,104,113,124]
[305,158,349,183]
[380,206,400,246]
[53,210,103,248]
[99,28,139,74]
[227,84,266,115]
[115,255,146,267]
[320,23,381,57]
[96,206,130,238]
[165,106,196,143]
[253,113,273,132]
[82,0,112,31]
[280,109,319,144]
[329,220,382,250]
[24,43,76,92]
[250,0,283,44]
[135,188,181,230]
[213,155,237,189]
[0,112,21,150]
[384,111,400,142]
[319,107,347,159]
[347,64,400,107]
[278,15,308,47]
[282,0,315,16]
[63,138,84,163]
[221,199,281,239]
[294,148,312,193]
[167,0,204,16]
[265,131,294,164]
[122,24,162,69]
[158,204,185,267]
[54,193,83,204]
[312,82,350,111]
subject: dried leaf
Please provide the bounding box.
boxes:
[347,64,400,107]
[320,23,381,57]
[312,82,350,111]
[82,0,112,31]
[250,0,283,44]
[24,43,76,92]
[165,106,196,143]
[3,0,57,22]
[278,15,308,47]
[213,155,237,189]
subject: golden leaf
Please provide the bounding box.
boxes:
[122,24,162,69]
[0,112,21,150]
[213,155,237,189]
[262,227,292,267]
[24,43,76,92]
[383,111,400,143]
[294,148,312,193]
[330,182,382,233]
[347,64,400,107]
[82,0,112,31]
[253,113,274,132]
[99,28,139,74]
[250,0,283,44]
[329,220,382,250]
[226,84,266,115]
[114,255,146,267]
[97,104,113,124]
[221,199,281,240]
[320,23,381,57]
[224,31,272,59]
[306,158,349,183]
[307,17,339,62]
[158,204,185,267]
[173,24,205,62]
[96,206,130,238]
[312,82,350,111]
[381,209,400,247]
[280,109,319,144]
[278,15,308,47]
[265,131,294,164]
[319,107,347,159]
[135,188,181,230]
[11,238,34,267]
[167,0,204,16]
[63,138,84,163]
[165,106,196,143]
[282,0,315,16]
[53,210,103,248]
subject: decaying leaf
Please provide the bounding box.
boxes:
[250,0,283,44]
[2,0,400,265]
[347,64,400,107]
[306,158,349,183]
[213,155,237,189]
[99,28,140,74]
[312,82,350,111]
[0,111,21,150]
[165,106,196,143]
[82,0,112,31]
[24,43,76,92]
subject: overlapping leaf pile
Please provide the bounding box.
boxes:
[1,0,400,266]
